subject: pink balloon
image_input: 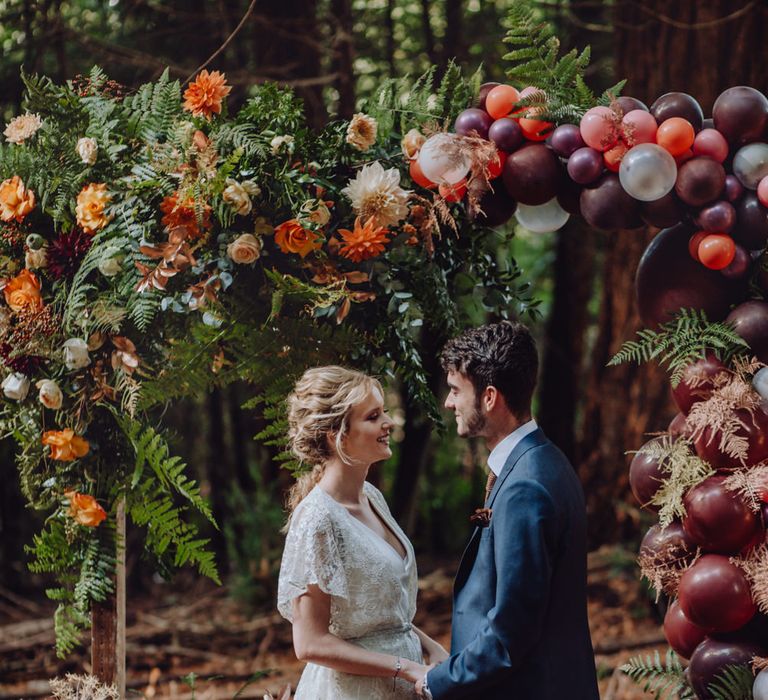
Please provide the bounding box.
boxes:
[519,86,544,99]
[758,176,768,207]
[622,110,658,146]
[580,106,619,152]
[693,128,729,163]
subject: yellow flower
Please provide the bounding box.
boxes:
[0,175,35,222]
[183,70,232,120]
[338,216,391,263]
[65,491,107,527]
[76,183,113,234]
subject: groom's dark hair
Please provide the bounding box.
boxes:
[440,321,538,417]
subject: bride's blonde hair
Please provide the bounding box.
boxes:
[285,365,383,514]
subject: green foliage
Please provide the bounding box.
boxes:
[708,665,757,700]
[620,649,695,700]
[608,308,750,386]
[123,68,182,141]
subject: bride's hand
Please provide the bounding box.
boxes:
[401,659,431,684]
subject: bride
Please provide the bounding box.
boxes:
[277,366,446,698]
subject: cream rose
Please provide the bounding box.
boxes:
[270,135,294,155]
[227,233,261,264]
[63,338,91,371]
[401,128,426,160]
[76,137,98,165]
[223,179,253,216]
[25,246,48,270]
[36,379,63,409]
[2,372,30,401]
[300,199,331,226]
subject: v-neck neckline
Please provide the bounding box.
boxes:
[317,484,410,565]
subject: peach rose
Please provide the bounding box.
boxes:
[42,429,90,461]
[4,269,42,312]
[227,233,261,264]
[76,183,113,234]
[65,491,106,527]
[274,219,322,258]
[0,175,35,222]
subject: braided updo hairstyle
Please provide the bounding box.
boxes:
[285,365,383,514]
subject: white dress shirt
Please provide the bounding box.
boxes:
[487,419,538,477]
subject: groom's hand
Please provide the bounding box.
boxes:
[415,664,436,698]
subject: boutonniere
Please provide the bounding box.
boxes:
[470,507,492,528]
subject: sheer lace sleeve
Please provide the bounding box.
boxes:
[277,496,349,622]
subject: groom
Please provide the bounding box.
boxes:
[417,321,599,699]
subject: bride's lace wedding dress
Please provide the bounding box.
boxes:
[278,481,422,699]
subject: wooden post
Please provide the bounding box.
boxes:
[91,500,126,696]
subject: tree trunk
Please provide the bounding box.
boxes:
[442,0,463,70]
[579,0,768,544]
[331,0,355,119]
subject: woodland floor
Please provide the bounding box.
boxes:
[0,545,667,700]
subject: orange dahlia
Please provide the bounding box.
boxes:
[42,429,90,461]
[160,192,212,239]
[183,70,232,120]
[337,217,391,263]
[274,219,322,258]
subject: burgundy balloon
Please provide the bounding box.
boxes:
[488,117,524,152]
[650,92,704,132]
[557,176,582,215]
[635,224,747,327]
[720,244,751,279]
[668,412,691,438]
[675,157,726,207]
[702,117,715,130]
[682,475,761,553]
[726,300,768,362]
[476,82,501,111]
[671,354,728,414]
[474,186,517,228]
[629,437,666,508]
[454,108,494,140]
[640,521,697,564]
[616,95,649,115]
[725,174,745,203]
[640,191,685,229]
[763,503,768,527]
[502,144,562,206]
[734,192,768,249]
[712,85,768,144]
[696,200,735,233]
[664,599,709,659]
[567,147,604,185]
[694,403,768,468]
[579,173,642,231]
[549,124,585,158]
[688,638,765,699]
[678,554,756,632]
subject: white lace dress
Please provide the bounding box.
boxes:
[277,482,422,699]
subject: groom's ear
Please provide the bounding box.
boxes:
[483,385,500,411]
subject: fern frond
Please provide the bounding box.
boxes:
[708,663,756,700]
[620,649,695,700]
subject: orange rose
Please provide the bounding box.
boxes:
[64,490,107,527]
[76,183,113,234]
[0,175,35,222]
[4,269,42,312]
[274,219,322,258]
[42,429,90,461]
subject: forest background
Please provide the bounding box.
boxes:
[1,0,767,693]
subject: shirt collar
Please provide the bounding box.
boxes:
[487,419,538,476]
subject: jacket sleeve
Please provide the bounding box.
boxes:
[428,476,558,699]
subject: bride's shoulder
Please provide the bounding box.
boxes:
[290,487,338,531]
[363,481,389,509]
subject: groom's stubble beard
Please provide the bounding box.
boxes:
[461,396,487,438]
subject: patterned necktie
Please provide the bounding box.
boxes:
[471,471,497,526]
[484,470,497,503]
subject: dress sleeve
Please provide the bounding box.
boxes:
[277,499,349,622]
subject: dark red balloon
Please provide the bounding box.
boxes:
[635,224,748,327]
[726,300,768,362]
[651,92,704,132]
[696,200,735,233]
[629,437,666,508]
[640,521,697,567]
[668,412,691,438]
[725,174,745,203]
[556,176,582,215]
[488,117,524,153]
[454,108,493,140]
[476,82,501,111]
[694,404,768,468]
[616,95,649,115]
[567,147,603,185]
[640,191,685,229]
[734,192,768,249]
[664,599,709,659]
[688,638,765,699]
[579,173,642,231]
[502,144,562,206]
[671,354,728,414]
[678,554,756,632]
[682,475,761,553]
[549,124,585,158]
[720,244,751,280]
[474,186,517,228]
[712,86,768,144]
[675,157,726,207]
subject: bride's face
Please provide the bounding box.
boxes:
[338,387,392,465]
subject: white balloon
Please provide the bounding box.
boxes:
[754,668,768,700]
[515,197,570,233]
[417,134,470,185]
[618,144,678,201]
[753,367,768,400]
[733,142,768,189]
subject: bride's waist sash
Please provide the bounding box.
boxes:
[344,623,413,643]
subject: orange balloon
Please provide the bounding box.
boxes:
[485,85,521,120]
[409,158,436,189]
[519,116,553,142]
[656,117,695,157]
[603,142,629,172]
[698,233,735,270]
[688,231,708,262]
[439,179,467,203]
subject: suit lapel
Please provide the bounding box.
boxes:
[486,428,547,507]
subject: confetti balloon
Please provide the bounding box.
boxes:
[619,144,678,201]
[514,197,570,233]
[418,134,470,185]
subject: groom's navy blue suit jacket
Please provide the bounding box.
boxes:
[428,428,599,699]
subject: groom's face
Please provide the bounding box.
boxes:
[445,370,487,438]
